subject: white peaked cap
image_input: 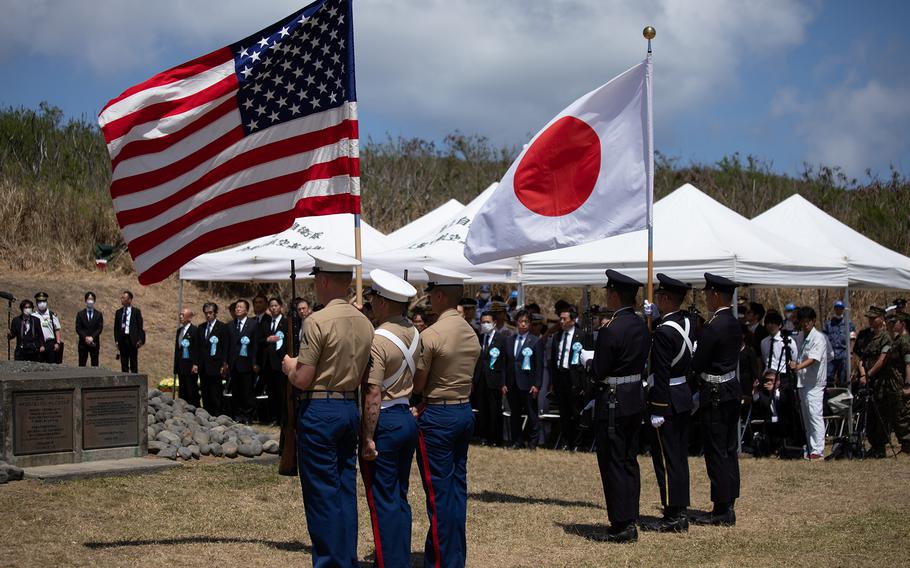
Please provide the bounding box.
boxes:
[423,266,471,291]
[308,250,361,275]
[368,269,417,303]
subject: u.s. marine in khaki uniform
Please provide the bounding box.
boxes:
[360,269,422,568]
[412,266,481,568]
[282,250,373,568]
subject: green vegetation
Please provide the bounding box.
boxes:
[1,103,908,273]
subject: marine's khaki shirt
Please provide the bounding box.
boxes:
[417,308,481,400]
[297,298,373,392]
[368,316,421,401]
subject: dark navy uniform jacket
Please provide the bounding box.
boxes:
[690,307,742,403]
[592,306,649,419]
[648,310,695,416]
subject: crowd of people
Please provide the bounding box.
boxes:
[6,266,910,559]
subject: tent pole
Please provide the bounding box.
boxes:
[518,283,525,307]
[844,286,853,437]
[354,214,363,305]
[175,278,184,400]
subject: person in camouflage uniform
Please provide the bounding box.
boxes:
[885,312,910,454]
[856,306,894,457]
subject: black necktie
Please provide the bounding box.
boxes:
[206,323,212,340]
[236,320,242,332]
[122,309,128,328]
[87,309,92,321]
[271,319,277,334]
[515,336,524,358]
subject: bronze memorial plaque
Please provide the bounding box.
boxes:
[13,390,75,455]
[83,387,140,450]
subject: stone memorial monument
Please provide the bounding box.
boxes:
[0,361,147,467]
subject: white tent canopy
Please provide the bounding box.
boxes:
[362,184,521,283]
[178,214,388,282]
[385,199,464,249]
[519,184,849,287]
[751,194,910,290]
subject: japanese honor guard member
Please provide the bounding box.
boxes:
[282,251,374,568]
[646,274,696,533]
[591,269,650,543]
[361,269,422,568]
[690,273,743,526]
[412,267,481,568]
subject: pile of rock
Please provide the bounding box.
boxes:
[146,389,279,461]
[0,461,25,484]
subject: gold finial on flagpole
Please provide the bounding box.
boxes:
[643,26,655,55]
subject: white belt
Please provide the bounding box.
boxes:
[603,374,641,386]
[700,371,736,384]
[646,375,688,387]
[380,397,410,410]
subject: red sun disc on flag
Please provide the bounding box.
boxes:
[513,116,601,217]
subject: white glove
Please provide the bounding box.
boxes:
[643,299,653,316]
[579,349,595,367]
[650,415,665,428]
[691,392,700,414]
[583,399,595,412]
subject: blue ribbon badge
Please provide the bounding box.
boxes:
[571,342,583,366]
[521,346,533,371]
[209,335,219,357]
[240,336,250,357]
[181,338,190,359]
[489,347,500,370]
[276,331,284,351]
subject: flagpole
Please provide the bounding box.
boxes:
[354,213,364,305]
[643,26,656,323]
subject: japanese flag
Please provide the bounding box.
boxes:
[464,57,652,264]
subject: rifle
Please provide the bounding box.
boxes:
[278,260,298,476]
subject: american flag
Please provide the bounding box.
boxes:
[99,0,358,285]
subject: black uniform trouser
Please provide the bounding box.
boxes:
[14,348,40,362]
[867,387,901,450]
[231,370,254,421]
[477,386,503,445]
[200,372,225,417]
[553,370,578,447]
[507,388,540,447]
[263,366,287,425]
[39,340,56,364]
[650,413,690,509]
[701,398,740,505]
[118,341,139,373]
[595,413,641,526]
[177,371,201,407]
[78,344,100,367]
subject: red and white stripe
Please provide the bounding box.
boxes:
[99,47,359,285]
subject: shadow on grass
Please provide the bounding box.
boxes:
[83,536,310,553]
[470,490,603,509]
[559,514,667,541]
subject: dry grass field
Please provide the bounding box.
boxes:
[1,446,908,568]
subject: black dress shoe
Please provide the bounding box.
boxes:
[691,509,735,527]
[605,524,638,543]
[509,442,525,450]
[653,515,689,533]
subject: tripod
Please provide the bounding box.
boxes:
[828,388,897,460]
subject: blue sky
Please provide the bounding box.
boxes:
[1,0,908,180]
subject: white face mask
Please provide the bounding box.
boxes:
[480,322,495,335]
[479,293,491,301]
[36,301,48,311]
[86,300,95,308]
[23,308,33,316]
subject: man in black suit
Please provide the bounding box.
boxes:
[228,298,259,424]
[690,273,743,527]
[475,311,508,446]
[549,306,588,450]
[196,302,229,417]
[113,290,145,373]
[75,291,103,367]
[504,310,543,449]
[646,274,696,533]
[260,297,289,426]
[174,308,200,407]
[591,270,650,543]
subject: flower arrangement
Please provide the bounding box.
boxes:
[158,376,178,392]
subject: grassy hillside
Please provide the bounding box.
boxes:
[1,103,908,275]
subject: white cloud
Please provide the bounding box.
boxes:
[0,0,816,145]
[775,81,910,178]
